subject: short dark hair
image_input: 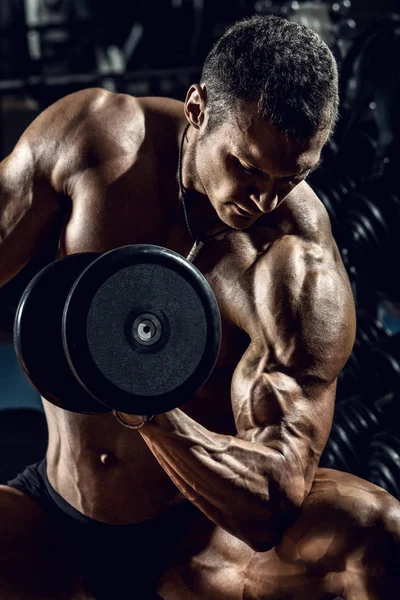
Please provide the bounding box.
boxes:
[200,15,339,140]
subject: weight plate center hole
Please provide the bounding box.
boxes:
[132,313,163,346]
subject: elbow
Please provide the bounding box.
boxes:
[237,494,303,553]
[241,512,300,553]
[244,534,278,553]
[239,515,294,553]
[235,518,285,552]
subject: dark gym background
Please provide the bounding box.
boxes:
[1,0,400,495]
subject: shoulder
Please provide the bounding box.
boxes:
[31,88,145,155]
[248,226,356,383]
[249,180,347,292]
[1,90,135,187]
[12,90,149,185]
[266,181,350,304]
[22,90,184,192]
[23,88,141,145]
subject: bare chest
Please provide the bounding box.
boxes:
[61,175,280,405]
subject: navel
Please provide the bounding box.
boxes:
[100,452,117,466]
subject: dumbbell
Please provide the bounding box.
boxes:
[14,245,221,416]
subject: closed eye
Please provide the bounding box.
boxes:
[280,174,307,186]
[236,158,261,176]
[281,159,323,184]
[236,157,322,183]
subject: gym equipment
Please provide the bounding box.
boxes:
[333,16,400,183]
[14,245,221,416]
[308,167,355,246]
[367,427,400,500]
[336,309,389,401]
[322,323,400,478]
[340,179,400,301]
[0,220,61,336]
[319,394,383,476]
[14,252,107,414]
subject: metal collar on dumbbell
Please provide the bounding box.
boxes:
[113,410,153,429]
[178,123,229,263]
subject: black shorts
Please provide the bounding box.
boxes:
[8,459,193,599]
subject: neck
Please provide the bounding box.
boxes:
[178,124,227,242]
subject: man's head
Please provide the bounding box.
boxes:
[183,15,339,229]
[200,14,339,140]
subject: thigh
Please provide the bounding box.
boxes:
[275,468,400,599]
[0,485,89,600]
[157,468,400,600]
[276,468,399,566]
[157,498,339,600]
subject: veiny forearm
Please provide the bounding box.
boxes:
[137,408,292,550]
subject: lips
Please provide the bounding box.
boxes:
[231,203,254,216]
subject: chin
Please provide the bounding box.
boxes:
[232,220,256,231]
[220,204,255,230]
[227,214,256,231]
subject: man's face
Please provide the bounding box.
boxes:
[194,103,327,230]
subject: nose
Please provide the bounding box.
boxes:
[249,187,279,213]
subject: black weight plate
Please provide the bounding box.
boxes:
[14,253,109,414]
[63,245,221,415]
[367,457,400,499]
[343,399,380,439]
[367,439,400,498]
[338,402,365,441]
[367,429,400,495]
[329,421,361,474]
[320,436,353,473]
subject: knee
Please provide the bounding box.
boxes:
[371,493,400,562]
[340,492,400,597]
[342,489,400,560]
[359,489,400,540]
[380,493,400,536]
[277,486,400,572]
[341,490,400,583]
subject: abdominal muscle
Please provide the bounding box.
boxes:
[42,225,244,524]
[42,363,236,524]
[43,400,186,524]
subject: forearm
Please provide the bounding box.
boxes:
[136,408,292,550]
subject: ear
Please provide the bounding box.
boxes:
[184,84,207,131]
